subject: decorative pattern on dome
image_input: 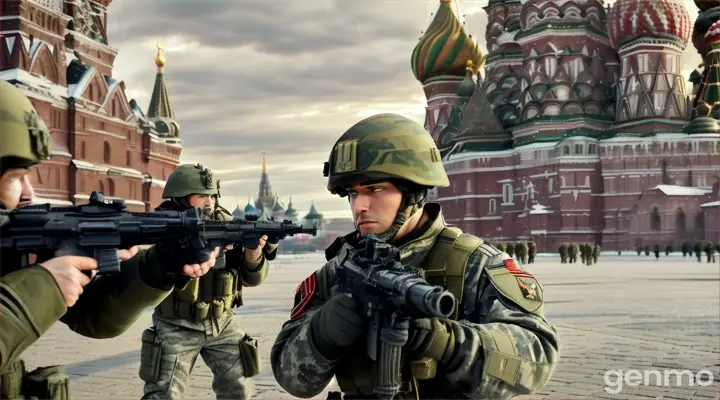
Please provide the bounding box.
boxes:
[607,0,691,49]
[694,20,720,120]
[520,0,605,32]
[411,0,485,83]
[692,7,720,58]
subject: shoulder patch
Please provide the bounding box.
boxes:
[486,258,543,314]
[290,273,317,318]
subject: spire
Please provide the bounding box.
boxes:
[146,41,180,137]
[256,153,275,210]
[262,152,268,173]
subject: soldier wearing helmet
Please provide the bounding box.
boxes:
[140,163,276,400]
[0,81,219,400]
[271,113,559,399]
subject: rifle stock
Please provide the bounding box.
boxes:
[0,191,318,274]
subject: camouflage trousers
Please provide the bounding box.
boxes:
[140,314,254,400]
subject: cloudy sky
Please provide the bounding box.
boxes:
[107,0,703,220]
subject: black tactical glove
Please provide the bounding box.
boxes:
[405,318,456,365]
[310,295,369,359]
[140,239,212,288]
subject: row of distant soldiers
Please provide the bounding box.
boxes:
[633,241,717,262]
[487,242,537,264]
[558,244,601,265]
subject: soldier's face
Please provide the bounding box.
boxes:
[348,181,403,236]
[187,194,215,210]
[0,167,35,210]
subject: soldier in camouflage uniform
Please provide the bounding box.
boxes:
[0,82,218,399]
[270,113,560,399]
[140,164,278,400]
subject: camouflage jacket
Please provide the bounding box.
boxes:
[0,246,175,371]
[271,203,559,399]
[152,201,273,335]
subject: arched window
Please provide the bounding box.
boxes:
[126,150,132,166]
[98,180,104,194]
[108,179,115,196]
[81,141,86,159]
[489,199,497,215]
[675,208,686,234]
[650,207,661,231]
[103,141,111,163]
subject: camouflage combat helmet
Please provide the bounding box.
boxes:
[324,113,449,241]
[0,81,51,168]
[162,163,219,199]
[324,113,449,195]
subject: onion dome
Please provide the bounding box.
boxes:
[695,0,720,11]
[682,116,720,133]
[607,0,691,49]
[694,20,720,121]
[243,198,258,215]
[303,202,323,220]
[411,0,485,83]
[232,203,245,219]
[284,196,298,218]
[272,197,286,214]
[456,60,477,97]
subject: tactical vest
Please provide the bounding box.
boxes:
[333,227,484,399]
[155,255,243,321]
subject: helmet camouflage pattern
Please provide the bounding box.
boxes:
[162,163,220,198]
[324,113,449,195]
[0,81,51,165]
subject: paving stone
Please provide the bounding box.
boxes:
[18,254,720,399]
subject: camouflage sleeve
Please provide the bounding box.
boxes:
[0,265,66,369]
[59,247,173,339]
[443,243,560,399]
[224,247,269,287]
[271,258,339,398]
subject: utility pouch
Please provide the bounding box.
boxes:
[211,299,225,318]
[195,301,210,322]
[176,278,199,302]
[22,365,69,400]
[238,334,260,377]
[138,328,162,383]
[213,271,234,297]
[0,359,25,400]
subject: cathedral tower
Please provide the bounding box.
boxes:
[607,0,692,134]
[411,0,485,140]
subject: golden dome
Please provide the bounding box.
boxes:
[154,41,166,70]
[411,0,485,83]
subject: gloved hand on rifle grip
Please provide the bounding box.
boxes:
[405,318,456,365]
[310,294,369,359]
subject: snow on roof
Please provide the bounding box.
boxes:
[649,185,710,196]
[701,200,720,208]
[0,68,67,102]
[529,204,552,214]
[72,159,144,178]
[67,65,96,99]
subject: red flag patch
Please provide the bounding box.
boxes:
[290,273,317,318]
[503,258,535,279]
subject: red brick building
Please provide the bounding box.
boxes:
[412,0,720,251]
[0,0,181,211]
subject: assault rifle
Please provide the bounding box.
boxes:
[338,234,456,399]
[0,191,317,274]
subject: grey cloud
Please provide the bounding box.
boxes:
[109,0,427,54]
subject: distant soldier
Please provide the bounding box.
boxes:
[592,244,600,264]
[558,244,568,263]
[515,242,528,265]
[527,241,536,264]
[579,244,587,264]
[654,244,661,260]
[704,242,716,263]
[694,242,703,262]
[568,244,578,263]
[506,242,516,259]
[584,244,593,265]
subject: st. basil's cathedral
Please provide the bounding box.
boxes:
[413,0,720,251]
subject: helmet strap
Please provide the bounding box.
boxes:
[374,182,427,242]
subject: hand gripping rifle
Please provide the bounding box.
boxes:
[337,234,456,399]
[0,191,318,274]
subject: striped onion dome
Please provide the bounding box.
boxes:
[607,0,691,49]
[411,0,485,83]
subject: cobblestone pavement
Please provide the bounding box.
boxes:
[21,253,720,399]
